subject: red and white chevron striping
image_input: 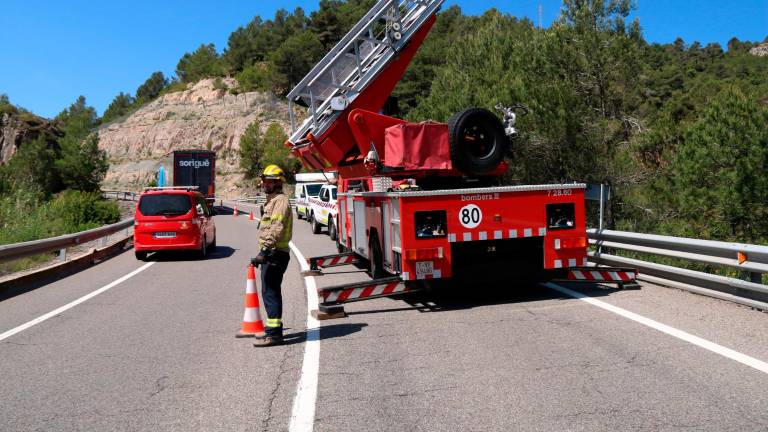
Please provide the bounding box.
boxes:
[314,255,356,267]
[323,281,405,303]
[567,269,636,282]
[447,227,546,243]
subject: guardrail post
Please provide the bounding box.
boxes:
[59,248,67,262]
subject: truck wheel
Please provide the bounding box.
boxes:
[448,107,508,175]
[368,234,387,279]
[310,213,321,234]
[135,251,147,261]
[328,219,337,241]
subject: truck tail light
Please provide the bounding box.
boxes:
[404,247,443,261]
[555,237,586,250]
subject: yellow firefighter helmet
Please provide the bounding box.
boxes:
[261,164,287,182]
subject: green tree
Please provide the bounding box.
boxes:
[54,96,108,192]
[239,120,262,179]
[223,17,268,73]
[55,95,98,132]
[259,123,300,181]
[268,31,324,92]
[272,8,310,43]
[235,62,280,93]
[136,71,168,103]
[310,0,345,49]
[102,92,135,123]
[176,44,223,83]
[56,133,109,192]
[668,87,768,241]
[0,136,60,195]
[224,7,310,74]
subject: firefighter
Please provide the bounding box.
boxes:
[251,164,293,347]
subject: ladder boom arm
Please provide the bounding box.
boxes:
[286,0,445,174]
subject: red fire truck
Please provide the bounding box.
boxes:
[285,0,637,318]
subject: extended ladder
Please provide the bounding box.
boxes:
[287,0,445,147]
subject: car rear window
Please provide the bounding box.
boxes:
[305,184,323,197]
[139,194,192,216]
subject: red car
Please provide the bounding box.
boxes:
[133,187,216,261]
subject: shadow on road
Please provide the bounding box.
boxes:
[341,277,623,317]
[277,323,369,345]
[147,246,236,262]
[408,278,621,312]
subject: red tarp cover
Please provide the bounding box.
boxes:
[383,122,452,170]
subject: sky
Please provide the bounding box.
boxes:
[1,0,766,119]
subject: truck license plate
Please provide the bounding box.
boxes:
[153,232,176,238]
[416,261,433,278]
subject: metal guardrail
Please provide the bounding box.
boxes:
[102,190,139,201]
[0,218,134,264]
[588,229,768,309]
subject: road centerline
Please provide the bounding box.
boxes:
[0,262,156,342]
[543,282,768,375]
[288,241,321,432]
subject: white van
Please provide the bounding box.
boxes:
[295,182,324,220]
[294,172,336,221]
[308,184,338,239]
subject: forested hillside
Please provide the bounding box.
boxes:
[129,0,765,243]
[0,96,119,269]
[3,0,767,246]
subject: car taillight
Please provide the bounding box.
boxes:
[554,237,587,250]
[404,247,443,261]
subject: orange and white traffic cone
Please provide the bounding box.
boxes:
[249,211,254,221]
[236,264,265,338]
[233,206,239,217]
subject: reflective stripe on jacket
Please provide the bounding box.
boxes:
[259,193,293,251]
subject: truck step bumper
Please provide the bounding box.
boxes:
[311,276,421,319]
[304,252,359,276]
[554,266,639,288]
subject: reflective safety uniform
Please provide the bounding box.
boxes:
[258,191,293,339]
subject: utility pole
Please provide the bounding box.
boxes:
[538,2,543,29]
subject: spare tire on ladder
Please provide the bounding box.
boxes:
[448,108,509,176]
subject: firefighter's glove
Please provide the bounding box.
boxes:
[250,254,265,267]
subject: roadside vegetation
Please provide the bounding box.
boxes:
[238,120,301,186]
[0,96,119,272]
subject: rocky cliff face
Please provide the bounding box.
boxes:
[98,78,296,197]
[0,111,61,163]
[750,43,768,57]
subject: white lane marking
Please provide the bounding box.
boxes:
[543,282,768,375]
[0,262,156,342]
[288,241,320,432]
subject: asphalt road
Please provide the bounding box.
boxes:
[2,203,768,431]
